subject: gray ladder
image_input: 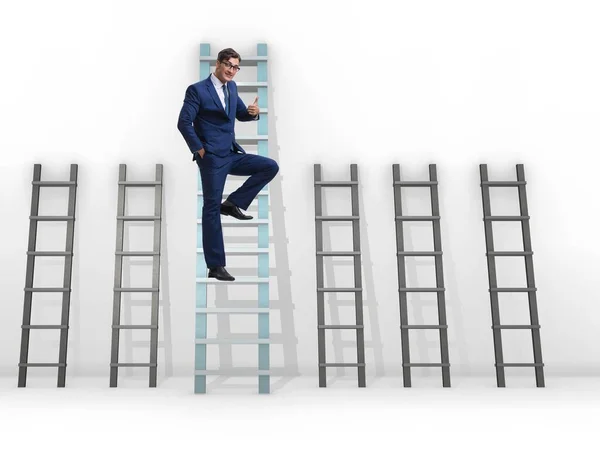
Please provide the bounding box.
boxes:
[480,164,544,387]
[314,164,366,388]
[110,164,164,387]
[392,164,451,387]
[18,163,78,387]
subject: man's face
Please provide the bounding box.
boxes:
[215,57,240,82]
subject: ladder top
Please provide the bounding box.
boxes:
[200,56,268,63]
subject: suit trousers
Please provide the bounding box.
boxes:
[196,151,279,268]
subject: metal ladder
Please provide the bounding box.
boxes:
[314,164,366,388]
[18,163,78,387]
[195,42,271,394]
[110,164,164,387]
[480,164,544,387]
[392,164,451,387]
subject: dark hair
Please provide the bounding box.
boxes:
[217,48,241,63]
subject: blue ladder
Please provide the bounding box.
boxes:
[195,43,270,394]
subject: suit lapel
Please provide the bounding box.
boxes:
[205,76,228,117]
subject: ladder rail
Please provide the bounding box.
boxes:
[57,164,78,387]
[429,164,451,387]
[109,164,127,387]
[350,164,366,387]
[515,164,545,386]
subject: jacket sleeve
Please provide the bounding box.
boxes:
[235,93,260,122]
[177,85,204,153]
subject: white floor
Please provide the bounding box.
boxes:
[1,375,598,471]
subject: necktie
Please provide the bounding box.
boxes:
[223,84,229,115]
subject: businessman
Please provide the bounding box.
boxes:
[177,48,279,281]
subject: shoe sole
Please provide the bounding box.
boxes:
[208,274,235,281]
[220,209,253,220]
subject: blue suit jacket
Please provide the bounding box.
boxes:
[177,75,259,160]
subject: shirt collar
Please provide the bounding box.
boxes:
[210,73,226,88]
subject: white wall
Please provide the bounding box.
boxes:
[1,0,600,384]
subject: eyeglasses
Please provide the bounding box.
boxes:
[220,60,241,72]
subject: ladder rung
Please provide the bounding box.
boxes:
[481,181,526,187]
[399,288,445,292]
[27,251,71,256]
[404,363,450,367]
[117,216,160,221]
[484,216,529,221]
[112,325,159,329]
[118,181,162,186]
[496,363,544,367]
[19,363,66,367]
[318,325,364,329]
[317,251,360,256]
[197,248,268,255]
[195,339,270,344]
[114,288,159,292]
[195,369,271,376]
[397,251,442,256]
[318,288,363,292]
[395,216,440,221]
[198,190,269,197]
[30,216,74,221]
[314,181,359,187]
[196,277,269,284]
[320,363,365,367]
[24,288,69,292]
[489,287,537,292]
[32,180,77,187]
[401,325,448,329]
[236,81,269,87]
[116,251,160,256]
[200,55,268,64]
[235,136,268,143]
[393,181,438,187]
[487,251,533,256]
[111,363,157,367]
[22,325,68,329]
[195,308,271,314]
[492,325,541,329]
[316,216,359,221]
[217,219,269,226]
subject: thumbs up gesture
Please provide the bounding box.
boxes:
[247,96,259,116]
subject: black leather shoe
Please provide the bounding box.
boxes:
[220,202,253,220]
[208,266,235,281]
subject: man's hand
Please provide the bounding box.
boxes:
[197,148,205,159]
[247,97,259,116]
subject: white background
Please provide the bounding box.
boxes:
[2,0,600,380]
[2,0,600,468]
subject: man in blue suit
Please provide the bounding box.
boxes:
[178,47,279,281]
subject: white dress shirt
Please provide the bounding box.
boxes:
[210,73,228,110]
